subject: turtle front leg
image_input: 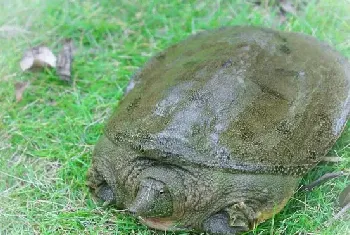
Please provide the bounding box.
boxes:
[86,165,119,207]
[202,211,249,235]
[96,184,116,207]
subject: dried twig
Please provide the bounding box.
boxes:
[339,185,350,208]
[300,171,345,191]
[325,203,350,227]
[320,156,343,163]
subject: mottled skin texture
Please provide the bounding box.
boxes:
[87,26,350,234]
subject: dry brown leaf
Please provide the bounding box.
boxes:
[280,0,297,15]
[14,81,30,102]
[20,46,56,71]
[57,39,74,82]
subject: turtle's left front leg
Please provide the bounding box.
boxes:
[202,211,249,234]
[87,164,117,207]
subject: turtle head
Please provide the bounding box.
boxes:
[128,178,173,218]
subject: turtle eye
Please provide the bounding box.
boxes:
[159,189,164,194]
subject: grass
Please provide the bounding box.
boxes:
[0,0,349,234]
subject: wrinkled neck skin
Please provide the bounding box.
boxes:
[94,135,300,232]
[124,162,299,231]
[129,164,299,232]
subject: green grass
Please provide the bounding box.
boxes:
[0,0,349,234]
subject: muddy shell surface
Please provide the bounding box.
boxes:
[105,26,350,176]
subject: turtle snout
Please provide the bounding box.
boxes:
[128,178,173,218]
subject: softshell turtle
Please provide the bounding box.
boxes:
[87,26,350,234]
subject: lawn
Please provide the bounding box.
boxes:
[0,0,349,234]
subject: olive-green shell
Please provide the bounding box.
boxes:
[105,26,350,176]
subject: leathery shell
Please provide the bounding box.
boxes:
[105,26,350,177]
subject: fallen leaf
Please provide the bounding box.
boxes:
[280,0,297,15]
[56,39,74,82]
[339,184,350,208]
[14,81,30,102]
[20,46,56,71]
